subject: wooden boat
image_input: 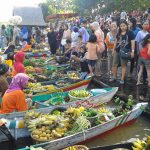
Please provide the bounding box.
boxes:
[12,102,147,150]
[33,77,92,95]
[33,87,118,108]
[89,143,133,150]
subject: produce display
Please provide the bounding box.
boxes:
[113,95,135,117]
[69,90,92,99]
[132,136,150,150]
[64,145,88,150]
[56,80,70,87]
[24,107,86,142]
[82,108,97,118]
[44,96,65,106]
[25,66,35,73]
[24,105,118,142]
[68,72,80,80]
[27,83,57,93]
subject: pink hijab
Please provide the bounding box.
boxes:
[6,73,29,93]
[14,51,25,73]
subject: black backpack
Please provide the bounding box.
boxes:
[0,125,16,150]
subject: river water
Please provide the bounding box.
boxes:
[84,116,150,148]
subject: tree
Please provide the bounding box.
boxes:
[72,0,99,16]
[39,0,74,19]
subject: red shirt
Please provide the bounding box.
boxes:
[140,46,150,60]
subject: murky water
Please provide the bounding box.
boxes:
[84,116,150,148]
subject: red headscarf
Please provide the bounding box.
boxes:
[14,51,25,73]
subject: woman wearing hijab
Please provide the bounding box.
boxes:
[0,73,30,114]
[90,22,105,76]
[0,64,9,97]
[20,41,32,52]
[12,51,26,77]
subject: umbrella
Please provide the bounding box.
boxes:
[9,16,22,26]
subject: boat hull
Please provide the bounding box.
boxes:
[35,87,118,109]
[9,103,147,150]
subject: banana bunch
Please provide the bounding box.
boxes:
[68,72,80,80]
[64,146,77,150]
[24,111,41,125]
[69,90,91,98]
[98,107,111,115]
[132,139,146,150]
[28,83,41,88]
[46,85,57,92]
[27,115,57,132]
[66,107,85,118]
[147,136,150,145]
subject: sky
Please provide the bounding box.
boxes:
[0,0,45,22]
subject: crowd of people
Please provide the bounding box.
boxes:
[0,8,150,114]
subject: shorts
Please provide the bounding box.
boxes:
[138,57,150,68]
[113,51,128,67]
[87,60,96,67]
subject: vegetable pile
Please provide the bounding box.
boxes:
[113,95,135,117]
[69,90,92,99]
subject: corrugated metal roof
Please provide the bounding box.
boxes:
[13,6,46,26]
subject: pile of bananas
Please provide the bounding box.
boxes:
[68,72,80,80]
[98,107,112,115]
[64,145,88,150]
[69,90,92,98]
[65,107,85,118]
[24,111,41,126]
[24,111,73,142]
[28,83,42,88]
[132,136,150,150]
[46,85,57,92]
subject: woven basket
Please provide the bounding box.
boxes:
[63,145,89,150]
[31,133,53,144]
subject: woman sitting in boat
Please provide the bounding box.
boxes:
[0,64,10,97]
[20,41,32,52]
[12,51,26,77]
[0,73,31,114]
[70,45,89,73]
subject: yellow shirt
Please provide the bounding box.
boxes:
[5,60,13,68]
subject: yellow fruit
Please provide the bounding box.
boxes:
[32,135,39,139]
[79,106,85,112]
[46,130,51,134]
[41,132,47,136]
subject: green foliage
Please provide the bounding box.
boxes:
[39,0,74,20]
[40,0,150,19]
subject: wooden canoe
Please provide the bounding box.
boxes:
[89,143,133,150]
[33,77,91,95]
[34,87,118,108]
[16,102,147,150]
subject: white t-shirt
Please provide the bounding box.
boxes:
[71,31,79,47]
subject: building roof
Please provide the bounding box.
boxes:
[13,6,46,26]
